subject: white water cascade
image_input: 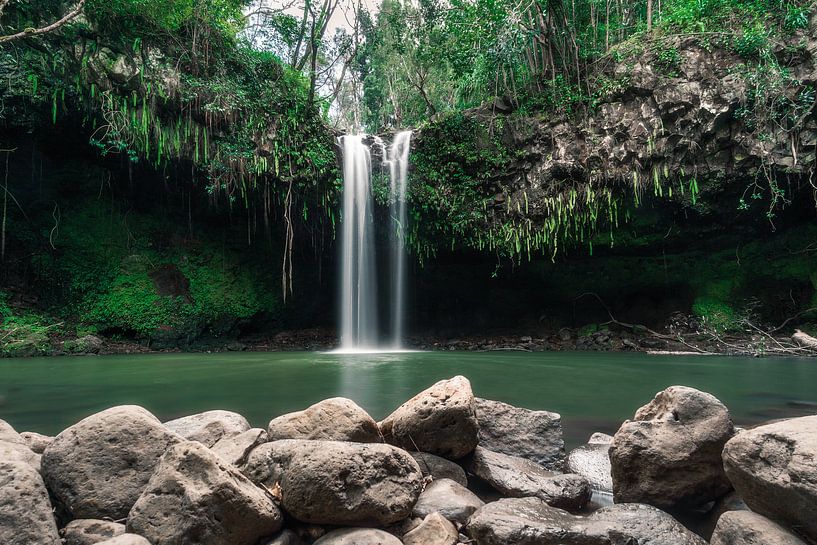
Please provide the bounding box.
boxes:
[337,131,412,352]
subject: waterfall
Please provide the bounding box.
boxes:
[339,135,378,350]
[337,131,412,352]
[386,131,412,348]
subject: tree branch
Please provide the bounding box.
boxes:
[0,0,86,44]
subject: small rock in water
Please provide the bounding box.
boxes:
[267,397,380,443]
[412,478,485,524]
[164,409,251,447]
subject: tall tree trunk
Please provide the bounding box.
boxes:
[647,0,653,31]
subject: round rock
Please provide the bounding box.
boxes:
[403,512,458,545]
[411,451,468,486]
[609,386,734,511]
[722,415,817,543]
[41,405,181,519]
[164,410,250,447]
[268,397,380,442]
[711,510,808,545]
[412,478,485,524]
[380,376,479,459]
[0,461,61,545]
[62,519,126,545]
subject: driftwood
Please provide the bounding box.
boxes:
[792,329,817,350]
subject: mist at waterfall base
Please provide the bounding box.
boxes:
[336,131,413,353]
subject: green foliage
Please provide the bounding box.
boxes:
[692,297,741,332]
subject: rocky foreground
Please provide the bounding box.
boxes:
[1,376,816,545]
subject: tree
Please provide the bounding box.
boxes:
[0,0,87,44]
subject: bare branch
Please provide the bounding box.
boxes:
[0,0,86,44]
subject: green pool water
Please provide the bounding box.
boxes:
[1,351,815,448]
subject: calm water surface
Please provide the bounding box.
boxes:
[1,351,815,448]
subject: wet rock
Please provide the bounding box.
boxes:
[609,386,734,510]
[164,410,250,447]
[412,478,485,524]
[566,443,612,493]
[467,446,591,510]
[474,398,564,470]
[0,439,41,470]
[20,431,53,454]
[466,497,706,545]
[711,510,808,545]
[41,405,181,520]
[267,397,380,443]
[62,520,126,545]
[403,512,458,545]
[127,441,282,545]
[410,451,468,486]
[380,376,479,459]
[212,427,268,466]
[244,439,423,526]
[313,529,402,545]
[0,461,61,545]
[722,415,817,543]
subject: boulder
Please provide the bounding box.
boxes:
[268,397,380,443]
[95,536,151,545]
[403,512,458,545]
[711,510,808,545]
[261,529,302,545]
[164,410,250,447]
[62,520,126,545]
[0,439,41,470]
[0,461,61,545]
[412,478,484,524]
[20,431,53,454]
[41,405,181,519]
[566,443,612,492]
[212,428,268,466]
[609,386,734,510]
[410,451,468,486]
[588,432,613,445]
[127,441,281,545]
[722,415,817,542]
[0,419,23,444]
[467,447,591,510]
[380,376,479,459]
[313,529,402,545]
[244,439,423,526]
[475,398,564,469]
[466,497,706,545]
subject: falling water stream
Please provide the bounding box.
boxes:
[338,131,412,352]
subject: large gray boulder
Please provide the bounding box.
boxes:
[313,529,402,545]
[412,478,485,524]
[722,415,817,543]
[0,461,61,545]
[609,386,734,510]
[212,428,268,466]
[566,443,613,493]
[466,497,706,545]
[164,410,250,447]
[410,451,468,486]
[41,406,181,519]
[403,512,458,545]
[244,439,423,526]
[711,510,808,545]
[127,441,282,545]
[62,519,126,545]
[267,397,380,443]
[475,398,564,470]
[380,376,479,459]
[467,446,591,511]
